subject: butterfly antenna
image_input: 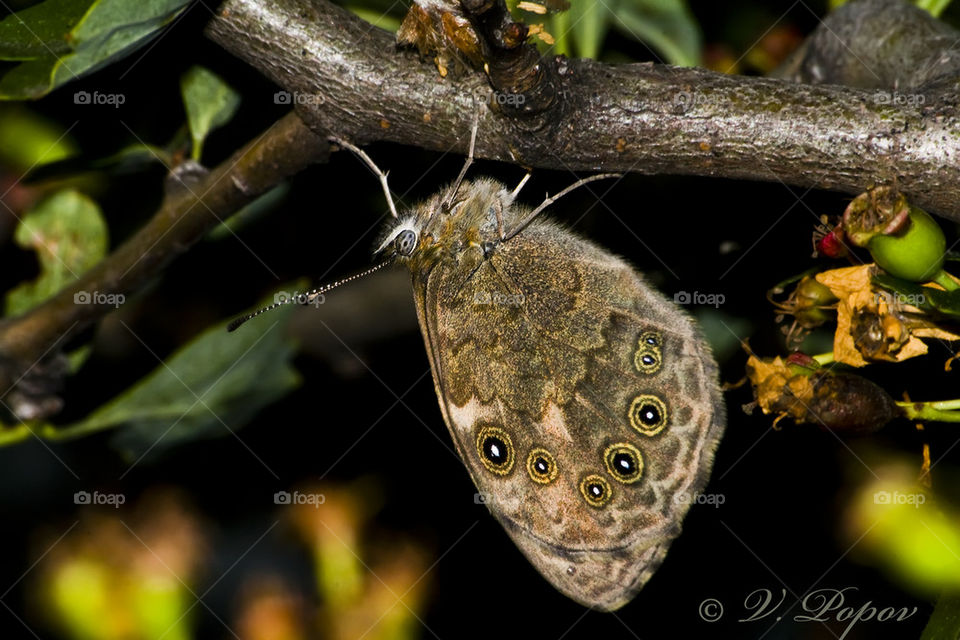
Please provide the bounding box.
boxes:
[442,110,480,210]
[330,136,400,219]
[508,171,532,200]
[503,173,622,242]
[227,260,391,332]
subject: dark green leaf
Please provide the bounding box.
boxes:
[107,307,300,460]
[207,183,289,241]
[0,0,87,59]
[43,302,300,459]
[0,0,191,100]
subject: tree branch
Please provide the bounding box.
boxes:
[0,112,328,409]
[206,0,960,222]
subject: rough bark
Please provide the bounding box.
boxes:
[206,0,960,221]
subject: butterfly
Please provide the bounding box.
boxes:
[229,124,726,611]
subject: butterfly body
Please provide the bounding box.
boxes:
[380,177,726,611]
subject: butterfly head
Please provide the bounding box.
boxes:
[376,178,518,273]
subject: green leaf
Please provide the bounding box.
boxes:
[4,189,108,317]
[916,0,954,17]
[180,66,241,162]
[0,0,88,59]
[347,6,402,32]
[0,104,78,170]
[25,141,173,184]
[46,302,300,460]
[569,0,613,60]
[873,273,960,319]
[612,0,702,66]
[207,183,289,241]
[921,591,960,640]
[0,0,191,100]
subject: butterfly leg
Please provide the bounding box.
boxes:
[329,136,400,219]
[443,110,480,210]
[503,173,622,241]
[501,172,533,240]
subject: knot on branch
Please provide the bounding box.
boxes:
[397,0,564,125]
[461,0,560,118]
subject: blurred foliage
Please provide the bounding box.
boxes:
[35,489,205,640]
[536,0,702,66]
[0,0,191,99]
[4,188,107,316]
[0,105,77,170]
[33,486,430,640]
[846,461,960,594]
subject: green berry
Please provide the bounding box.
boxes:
[843,187,946,282]
[868,206,945,282]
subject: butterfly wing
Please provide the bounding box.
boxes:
[411,219,725,611]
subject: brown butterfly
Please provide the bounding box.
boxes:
[230,126,726,611]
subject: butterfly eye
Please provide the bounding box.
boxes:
[395,229,418,256]
[476,425,515,475]
[634,332,663,374]
[640,331,661,347]
[634,350,661,374]
[526,448,558,484]
[579,475,612,508]
[628,394,669,436]
[604,443,644,484]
